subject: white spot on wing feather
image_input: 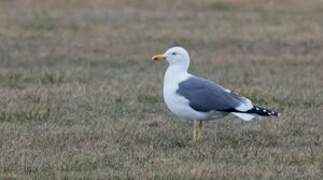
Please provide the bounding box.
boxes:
[235,98,253,112]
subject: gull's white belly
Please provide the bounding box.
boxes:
[163,90,209,120]
[162,66,227,120]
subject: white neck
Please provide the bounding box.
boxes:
[164,64,191,90]
[167,64,188,73]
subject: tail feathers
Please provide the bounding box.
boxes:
[246,105,280,117]
[231,112,256,121]
[221,105,280,121]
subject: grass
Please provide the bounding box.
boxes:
[0,0,323,179]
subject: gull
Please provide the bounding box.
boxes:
[152,46,279,142]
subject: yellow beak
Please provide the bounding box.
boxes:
[152,54,166,61]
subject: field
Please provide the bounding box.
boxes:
[1,0,323,179]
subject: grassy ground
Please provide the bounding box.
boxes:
[1,0,323,179]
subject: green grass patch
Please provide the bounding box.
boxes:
[0,71,65,88]
[21,12,60,31]
[241,90,322,108]
[207,1,238,11]
[0,110,50,123]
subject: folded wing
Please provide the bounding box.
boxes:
[176,76,253,113]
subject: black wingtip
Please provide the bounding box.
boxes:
[247,105,280,117]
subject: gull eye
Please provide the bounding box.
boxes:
[172,52,176,55]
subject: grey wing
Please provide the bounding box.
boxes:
[177,76,248,112]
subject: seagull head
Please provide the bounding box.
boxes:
[152,46,190,69]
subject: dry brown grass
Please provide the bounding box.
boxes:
[0,0,323,179]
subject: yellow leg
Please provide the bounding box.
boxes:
[193,120,203,143]
[197,121,203,141]
[193,121,197,142]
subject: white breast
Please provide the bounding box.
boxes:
[163,67,209,120]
